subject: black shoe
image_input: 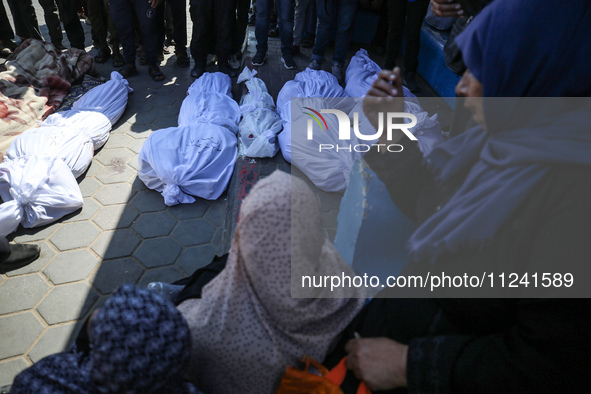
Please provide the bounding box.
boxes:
[248,14,256,26]
[281,53,297,70]
[252,51,266,66]
[268,27,279,38]
[191,65,205,78]
[218,62,237,78]
[0,244,40,274]
[404,71,421,93]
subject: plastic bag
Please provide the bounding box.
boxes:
[72,71,133,125]
[0,156,83,236]
[40,110,112,150]
[138,124,237,204]
[236,67,282,158]
[6,126,94,178]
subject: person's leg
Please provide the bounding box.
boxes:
[384,0,406,70]
[168,0,188,52]
[293,0,310,47]
[6,0,42,40]
[233,0,250,54]
[331,0,358,66]
[109,0,137,65]
[402,0,429,73]
[0,0,15,41]
[254,0,272,56]
[311,0,336,64]
[103,0,121,54]
[38,0,64,46]
[189,0,213,69]
[55,0,86,49]
[132,0,159,66]
[214,0,236,66]
[155,0,166,51]
[276,0,294,57]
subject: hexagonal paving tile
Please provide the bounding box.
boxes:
[94,183,135,205]
[138,266,187,287]
[95,164,136,184]
[148,94,176,106]
[91,229,141,259]
[92,204,139,231]
[0,312,44,359]
[150,105,178,118]
[131,176,148,191]
[0,358,29,387]
[62,198,100,223]
[12,224,57,243]
[84,161,103,177]
[103,133,133,149]
[37,283,98,325]
[91,258,144,294]
[167,200,209,220]
[134,237,182,268]
[176,244,215,274]
[95,148,135,167]
[131,190,167,213]
[132,212,177,238]
[126,111,157,125]
[0,274,49,315]
[4,241,55,277]
[49,222,101,251]
[78,177,101,197]
[44,249,100,285]
[171,219,215,246]
[127,138,147,154]
[28,322,79,363]
[205,201,226,227]
[152,116,178,130]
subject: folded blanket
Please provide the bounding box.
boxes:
[0,39,96,160]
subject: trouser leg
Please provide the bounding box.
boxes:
[403,0,429,73]
[110,0,136,64]
[6,0,42,40]
[55,0,86,49]
[276,0,294,56]
[39,0,64,45]
[0,1,15,40]
[384,0,406,70]
[254,0,271,54]
[331,0,357,65]
[311,0,336,63]
[214,0,236,64]
[168,0,187,50]
[189,0,213,67]
[293,0,310,46]
[233,0,250,54]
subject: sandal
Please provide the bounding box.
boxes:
[148,65,165,82]
[118,64,139,79]
[94,49,111,64]
[112,52,125,68]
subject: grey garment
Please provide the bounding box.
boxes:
[0,237,10,263]
[38,0,64,45]
[293,0,310,46]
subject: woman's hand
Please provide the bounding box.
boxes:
[363,68,405,145]
[345,337,408,390]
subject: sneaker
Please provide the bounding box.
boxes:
[268,27,279,38]
[332,63,344,83]
[218,62,237,78]
[252,51,266,66]
[191,65,205,78]
[404,71,421,93]
[229,54,241,69]
[281,54,297,70]
[308,59,321,70]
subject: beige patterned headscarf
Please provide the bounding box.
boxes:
[178,170,365,394]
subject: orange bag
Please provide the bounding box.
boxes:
[276,357,370,394]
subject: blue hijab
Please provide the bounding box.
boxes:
[408,0,591,262]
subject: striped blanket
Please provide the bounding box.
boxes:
[0,39,97,160]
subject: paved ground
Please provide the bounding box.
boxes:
[0,4,449,390]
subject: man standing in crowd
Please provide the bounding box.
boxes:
[308,0,358,82]
[252,0,297,70]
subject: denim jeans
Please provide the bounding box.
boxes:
[255,0,294,56]
[311,0,358,66]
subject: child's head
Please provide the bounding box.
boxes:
[89,284,192,393]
